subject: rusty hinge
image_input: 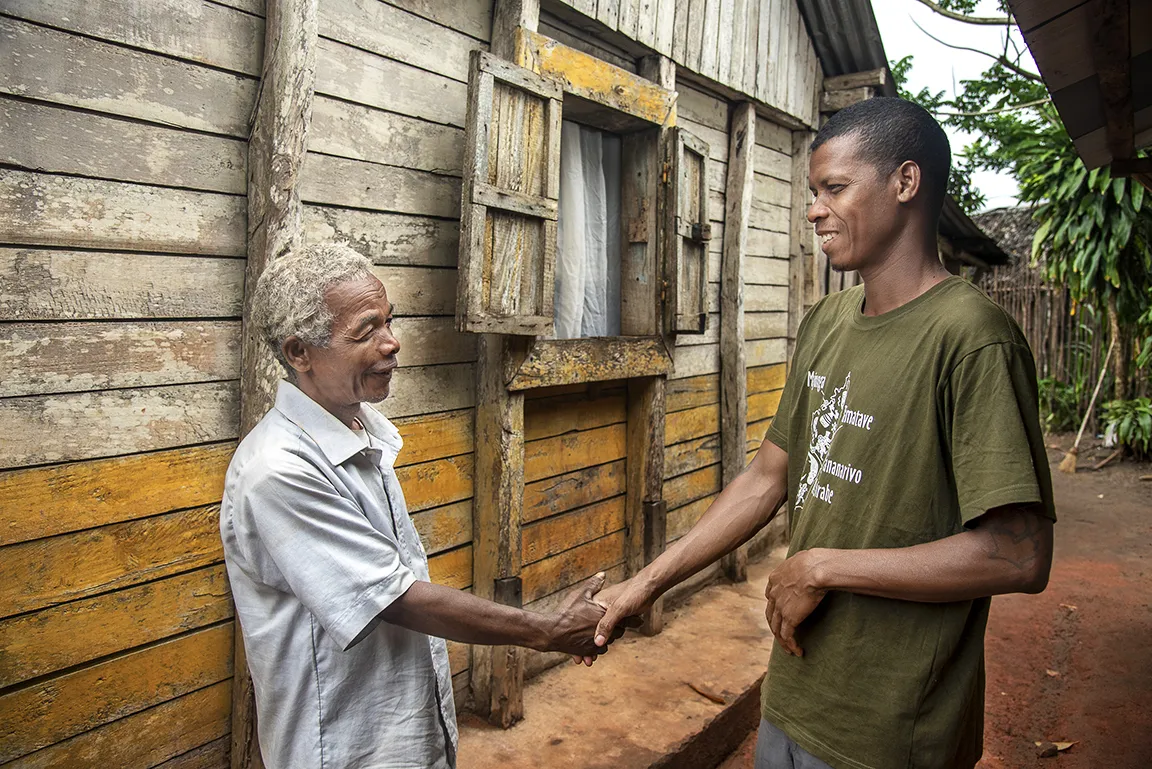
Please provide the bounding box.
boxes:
[661,279,668,302]
[662,161,671,184]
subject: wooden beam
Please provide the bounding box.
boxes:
[471,0,540,728]
[823,69,888,91]
[517,28,678,128]
[627,377,667,635]
[1091,0,1134,163]
[820,87,875,114]
[790,129,816,346]
[719,102,755,583]
[471,335,527,726]
[235,2,318,767]
[507,337,673,390]
[628,53,676,635]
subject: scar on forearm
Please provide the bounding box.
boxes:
[985,508,1044,571]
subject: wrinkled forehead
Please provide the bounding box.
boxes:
[324,274,391,324]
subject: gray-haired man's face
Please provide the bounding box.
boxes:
[286,274,400,413]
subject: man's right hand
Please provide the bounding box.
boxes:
[543,573,614,659]
[593,576,654,647]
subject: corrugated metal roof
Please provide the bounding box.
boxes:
[795,0,897,95]
[796,0,1009,265]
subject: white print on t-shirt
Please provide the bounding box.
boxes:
[795,371,875,511]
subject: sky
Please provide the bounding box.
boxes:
[870,0,1039,212]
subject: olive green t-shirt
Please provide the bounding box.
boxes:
[760,277,1055,769]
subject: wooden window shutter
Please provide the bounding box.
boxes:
[456,51,563,335]
[669,128,712,334]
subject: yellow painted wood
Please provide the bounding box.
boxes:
[428,545,473,590]
[747,362,787,394]
[667,493,717,542]
[747,388,783,424]
[0,505,223,619]
[394,409,474,467]
[520,530,626,603]
[663,463,722,510]
[516,28,676,127]
[0,443,232,547]
[524,391,626,443]
[666,372,720,412]
[411,500,473,556]
[523,458,627,524]
[4,681,230,769]
[521,495,625,565]
[0,623,233,763]
[664,433,721,480]
[664,402,720,446]
[0,565,231,689]
[524,422,626,483]
[395,454,473,513]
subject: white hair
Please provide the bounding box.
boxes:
[253,243,376,374]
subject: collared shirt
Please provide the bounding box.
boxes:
[220,381,457,769]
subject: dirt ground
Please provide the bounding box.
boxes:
[721,438,1152,769]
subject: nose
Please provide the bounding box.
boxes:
[807,196,828,224]
[380,327,400,357]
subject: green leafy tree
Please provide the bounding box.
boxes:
[894,1,1152,397]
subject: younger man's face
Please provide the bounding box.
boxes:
[806,133,906,274]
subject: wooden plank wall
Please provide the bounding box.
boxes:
[0,1,262,765]
[558,0,820,127]
[304,0,500,708]
[662,86,791,597]
[519,383,629,677]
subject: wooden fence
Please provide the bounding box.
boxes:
[977,260,1146,433]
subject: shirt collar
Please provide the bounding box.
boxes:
[274,380,403,467]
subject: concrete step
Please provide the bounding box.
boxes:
[457,549,784,769]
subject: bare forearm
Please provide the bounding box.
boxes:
[381,581,551,650]
[809,507,1053,603]
[643,460,787,599]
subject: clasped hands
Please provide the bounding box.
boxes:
[553,549,830,665]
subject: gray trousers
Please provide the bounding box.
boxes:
[755,719,836,769]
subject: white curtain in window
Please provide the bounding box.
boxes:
[555,120,622,338]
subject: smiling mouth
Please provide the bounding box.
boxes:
[818,232,838,246]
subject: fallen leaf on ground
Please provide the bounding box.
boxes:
[1035,740,1077,758]
[685,681,727,705]
[1059,603,1078,612]
[1046,669,1061,677]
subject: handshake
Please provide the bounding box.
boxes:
[538,572,650,665]
[537,547,829,663]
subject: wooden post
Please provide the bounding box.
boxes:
[469,0,540,728]
[719,102,754,582]
[631,52,676,635]
[626,377,667,635]
[471,335,527,726]
[235,1,318,767]
[791,130,819,319]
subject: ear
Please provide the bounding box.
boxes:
[282,336,313,375]
[894,160,921,204]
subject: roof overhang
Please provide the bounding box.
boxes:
[1007,0,1151,175]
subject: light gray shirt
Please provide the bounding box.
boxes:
[221,381,457,769]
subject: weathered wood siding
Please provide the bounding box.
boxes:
[0,1,262,765]
[1,0,821,748]
[519,383,629,677]
[556,0,820,127]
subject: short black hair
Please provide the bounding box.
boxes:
[811,97,951,213]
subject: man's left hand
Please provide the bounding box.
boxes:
[764,549,830,657]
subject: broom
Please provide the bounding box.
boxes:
[1059,336,1115,474]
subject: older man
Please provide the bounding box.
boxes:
[221,244,609,769]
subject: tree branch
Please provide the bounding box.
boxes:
[912,19,1044,82]
[914,0,1012,25]
[933,97,1052,117]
